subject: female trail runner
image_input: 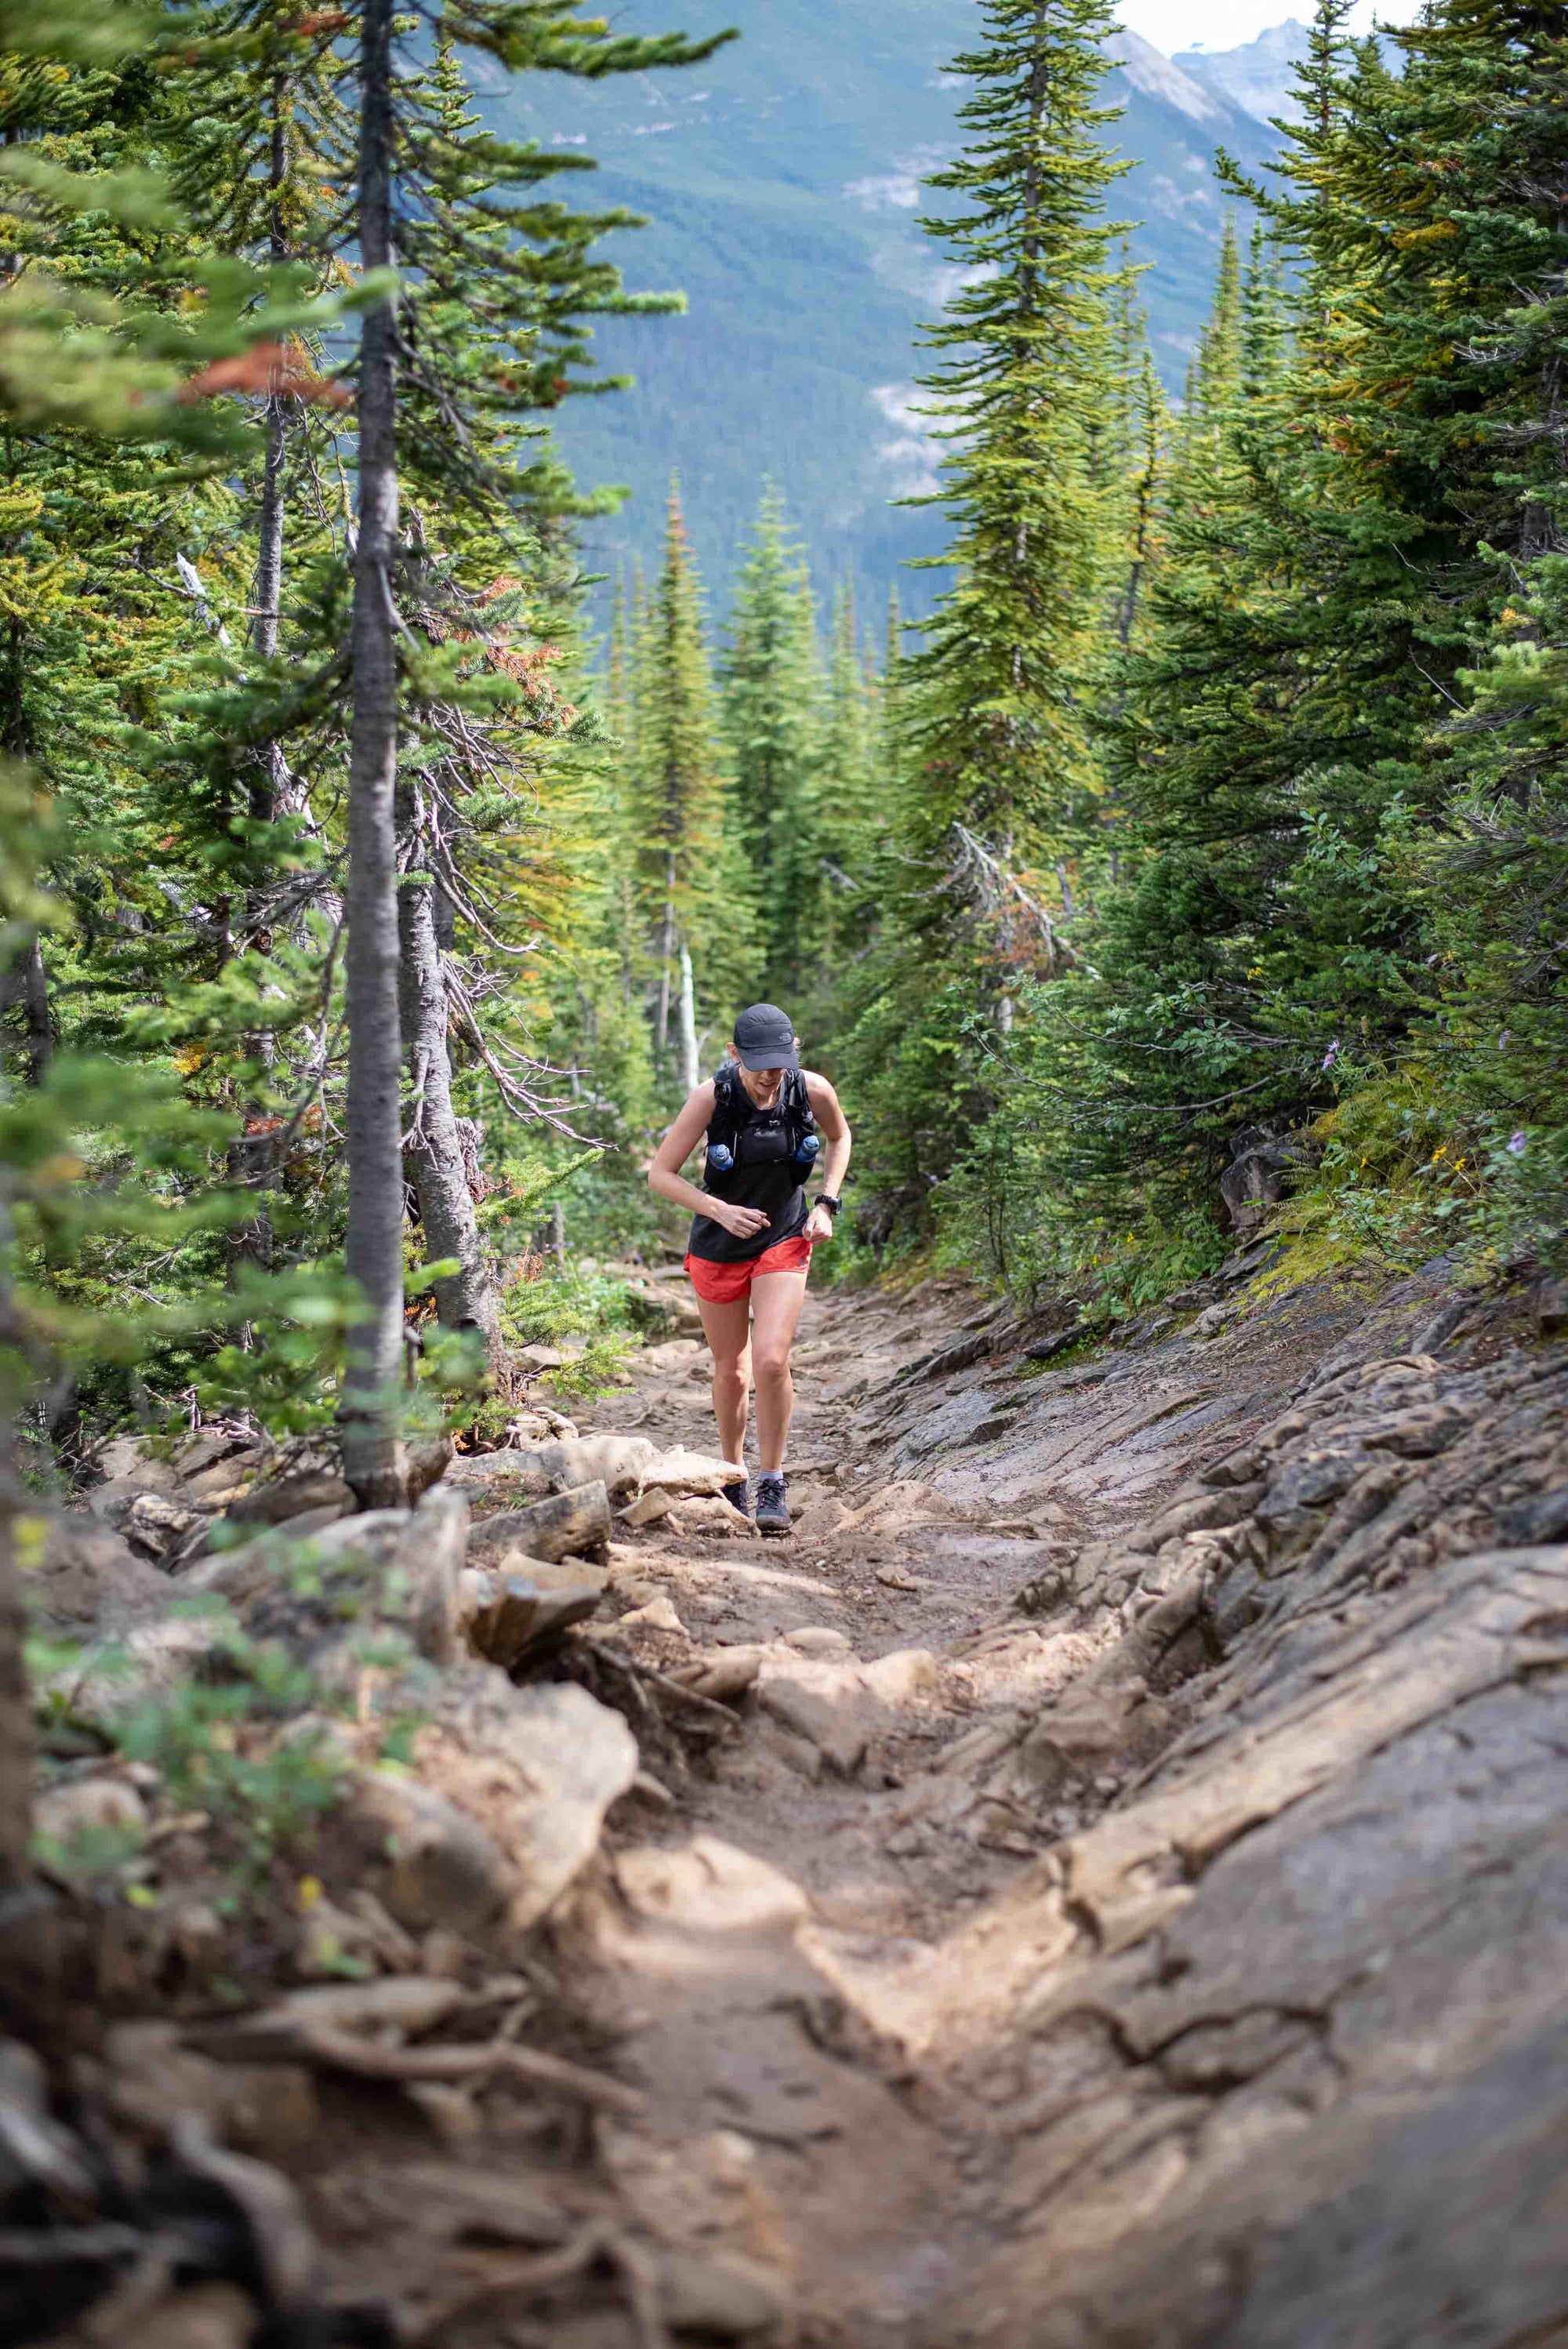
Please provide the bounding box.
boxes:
[647,1003,851,1536]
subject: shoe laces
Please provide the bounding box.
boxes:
[756,1472,786,1498]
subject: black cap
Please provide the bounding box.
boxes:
[732,1003,799,1071]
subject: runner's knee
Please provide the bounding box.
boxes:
[753,1340,792,1385]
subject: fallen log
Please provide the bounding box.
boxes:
[468,1481,612,1565]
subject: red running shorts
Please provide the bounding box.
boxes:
[684,1234,811,1304]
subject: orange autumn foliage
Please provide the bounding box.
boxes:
[179,342,350,408]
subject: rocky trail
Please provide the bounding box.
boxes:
[10,1248,1568,2348]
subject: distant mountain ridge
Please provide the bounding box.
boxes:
[1174,19,1312,122]
[481,9,1286,624]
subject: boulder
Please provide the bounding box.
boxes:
[620,1592,685,1634]
[755,1659,870,1777]
[1534,1275,1568,1338]
[468,1432,661,1501]
[93,1433,180,1489]
[181,1486,469,1686]
[169,1426,259,1482]
[467,1480,612,1567]
[406,1483,467,1666]
[225,1469,354,1529]
[632,1445,747,1498]
[335,1676,638,1938]
[783,1626,852,1657]
[1218,1124,1303,1234]
[754,1648,938,1777]
[619,1484,751,1541]
[26,1511,169,1636]
[49,1610,229,1736]
[124,1490,207,1563]
[340,1777,515,1938]
[672,1644,768,1702]
[104,2020,320,2165]
[656,2246,795,2337]
[34,1773,147,1846]
[613,1835,810,1941]
[466,1559,606,1669]
[455,1679,637,1932]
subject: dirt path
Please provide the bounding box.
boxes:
[526,1266,1308,2344]
[566,1280,1047,2345]
[31,1254,1568,2349]
[514,1252,1568,2349]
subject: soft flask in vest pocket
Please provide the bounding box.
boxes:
[705,1140,735,1181]
[792,1131,820,1175]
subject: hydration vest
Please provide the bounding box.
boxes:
[704,1061,818,1188]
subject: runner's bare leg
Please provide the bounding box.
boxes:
[750,1269,808,1473]
[695,1291,753,1465]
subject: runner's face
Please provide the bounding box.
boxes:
[739,1062,787,1109]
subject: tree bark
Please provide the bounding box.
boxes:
[0,933,51,1086]
[340,0,406,1508]
[398,840,503,1376]
[0,1190,31,1892]
[677,939,699,1095]
[250,70,292,846]
[230,74,293,1279]
[655,852,676,1062]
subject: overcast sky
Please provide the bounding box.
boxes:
[1121,0,1422,53]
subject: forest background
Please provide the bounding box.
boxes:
[1,0,1566,1534]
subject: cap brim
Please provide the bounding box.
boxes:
[735,1045,799,1071]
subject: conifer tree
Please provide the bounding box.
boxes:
[633,487,757,1074]
[904,0,1131,862]
[720,485,820,991]
[1378,0,1568,1241]
[836,0,1132,1226]
[158,5,354,1269]
[792,583,879,1015]
[194,2,732,1494]
[0,0,304,1886]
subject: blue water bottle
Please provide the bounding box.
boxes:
[792,1131,820,1176]
[706,1140,735,1183]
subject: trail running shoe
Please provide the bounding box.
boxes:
[722,1476,750,1520]
[753,1472,790,1538]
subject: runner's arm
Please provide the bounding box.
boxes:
[804,1073,851,1238]
[648,1083,770,1236]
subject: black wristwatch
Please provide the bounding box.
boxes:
[817,1193,842,1217]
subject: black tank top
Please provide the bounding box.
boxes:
[687,1084,810,1264]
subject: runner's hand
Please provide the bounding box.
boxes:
[804,1205,834,1243]
[711,1202,771,1240]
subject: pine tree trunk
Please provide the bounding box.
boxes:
[340,0,406,1509]
[16,930,48,1085]
[252,71,292,838]
[227,398,289,1280]
[0,1194,31,1892]
[398,853,503,1376]
[655,854,676,1059]
[230,75,292,1279]
[677,939,699,1094]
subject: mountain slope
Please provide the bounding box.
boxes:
[485,4,1276,622]
[1174,18,1312,122]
